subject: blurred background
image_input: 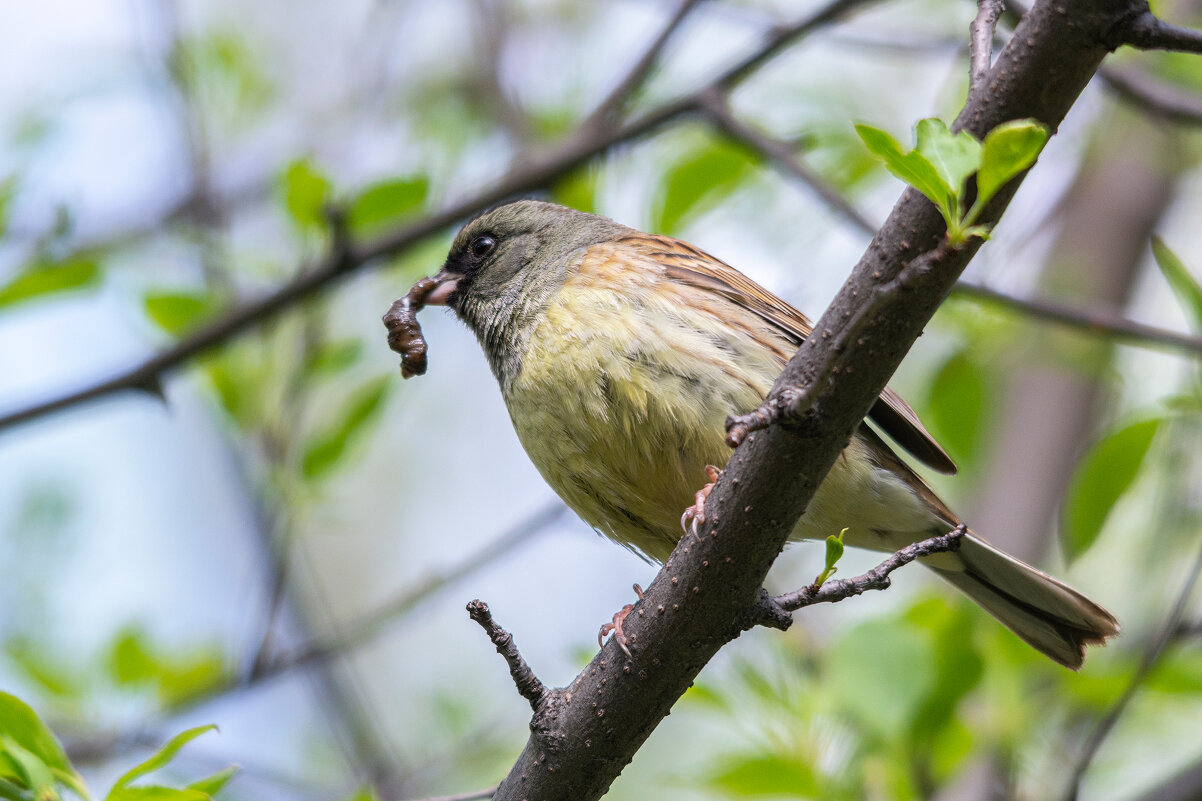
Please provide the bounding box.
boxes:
[1,0,1201,799]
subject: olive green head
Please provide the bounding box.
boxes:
[432,199,629,388]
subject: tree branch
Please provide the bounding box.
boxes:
[1120,10,1202,54]
[466,601,547,712]
[581,0,705,132]
[0,0,876,436]
[697,89,878,236]
[1100,65,1202,125]
[489,0,1132,797]
[951,281,1202,356]
[772,526,965,613]
[970,0,1005,93]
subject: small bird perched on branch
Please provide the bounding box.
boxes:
[398,199,1118,669]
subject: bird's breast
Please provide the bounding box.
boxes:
[503,276,777,561]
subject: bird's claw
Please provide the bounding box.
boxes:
[680,465,722,540]
[598,583,645,658]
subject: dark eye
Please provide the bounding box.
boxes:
[470,235,496,259]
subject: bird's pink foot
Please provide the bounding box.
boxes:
[680,465,722,539]
[598,583,645,658]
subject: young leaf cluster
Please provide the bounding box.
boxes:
[856,118,1048,246]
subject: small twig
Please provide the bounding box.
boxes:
[1120,11,1202,54]
[951,281,1202,357]
[400,786,497,801]
[1060,540,1202,801]
[466,601,547,711]
[771,525,966,613]
[698,89,878,236]
[970,0,1004,93]
[726,239,955,446]
[583,0,705,131]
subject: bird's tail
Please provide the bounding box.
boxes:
[928,531,1119,669]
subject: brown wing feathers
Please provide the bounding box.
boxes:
[625,233,957,475]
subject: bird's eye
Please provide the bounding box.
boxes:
[470,235,496,259]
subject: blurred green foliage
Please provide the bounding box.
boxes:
[0,693,232,801]
[2,2,1201,800]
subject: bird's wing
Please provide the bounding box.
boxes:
[623,233,957,475]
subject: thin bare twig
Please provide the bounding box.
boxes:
[698,89,878,236]
[466,601,546,711]
[951,281,1202,356]
[970,0,1005,92]
[0,0,877,437]
[1120,11,1202,54]
[583,0,705,132]
[772,526,966,613]
[1061,541,1202,801]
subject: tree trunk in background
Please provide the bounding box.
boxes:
[969,110,1183,564]
[938,109,1186,801]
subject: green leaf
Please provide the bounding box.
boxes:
[915,118,981,200]
[1062,417,1162,561]
[185,767,237,798]
[0,693,72,775]
[0,775,34,801]
[156,651,225,708]
[107,787,210,801]
[301,375,392,480]
[855,124,951,219]
[0,738,56,801]
[0,176,17,239]
[348,177,428,236]
[143,293,215,336]
[827,618,936,738]
[925,348,989,465]
[304,339,363,378]
[653,138,755,234]
[0,258,100,311]
[551,167,598,215]
[904,599,984,745]
[106,726,216,799]
[107,626,159,687]
[337,788,378,801]
[281,159,333,231]
[975,119,1048,210]
[4,639,84,702]
[1152,237,1202,333]
[814,527,847,586]
[706,754,819,797]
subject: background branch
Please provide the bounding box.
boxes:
[1121,11,1202,53]
[1061,542,1202,801]
[0,0,875,436]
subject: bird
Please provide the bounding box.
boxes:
[406,198,1118,669]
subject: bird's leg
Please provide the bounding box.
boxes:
[680,465,723,539]
[598,583,645,658]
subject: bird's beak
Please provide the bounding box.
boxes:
[423,270,460,306]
